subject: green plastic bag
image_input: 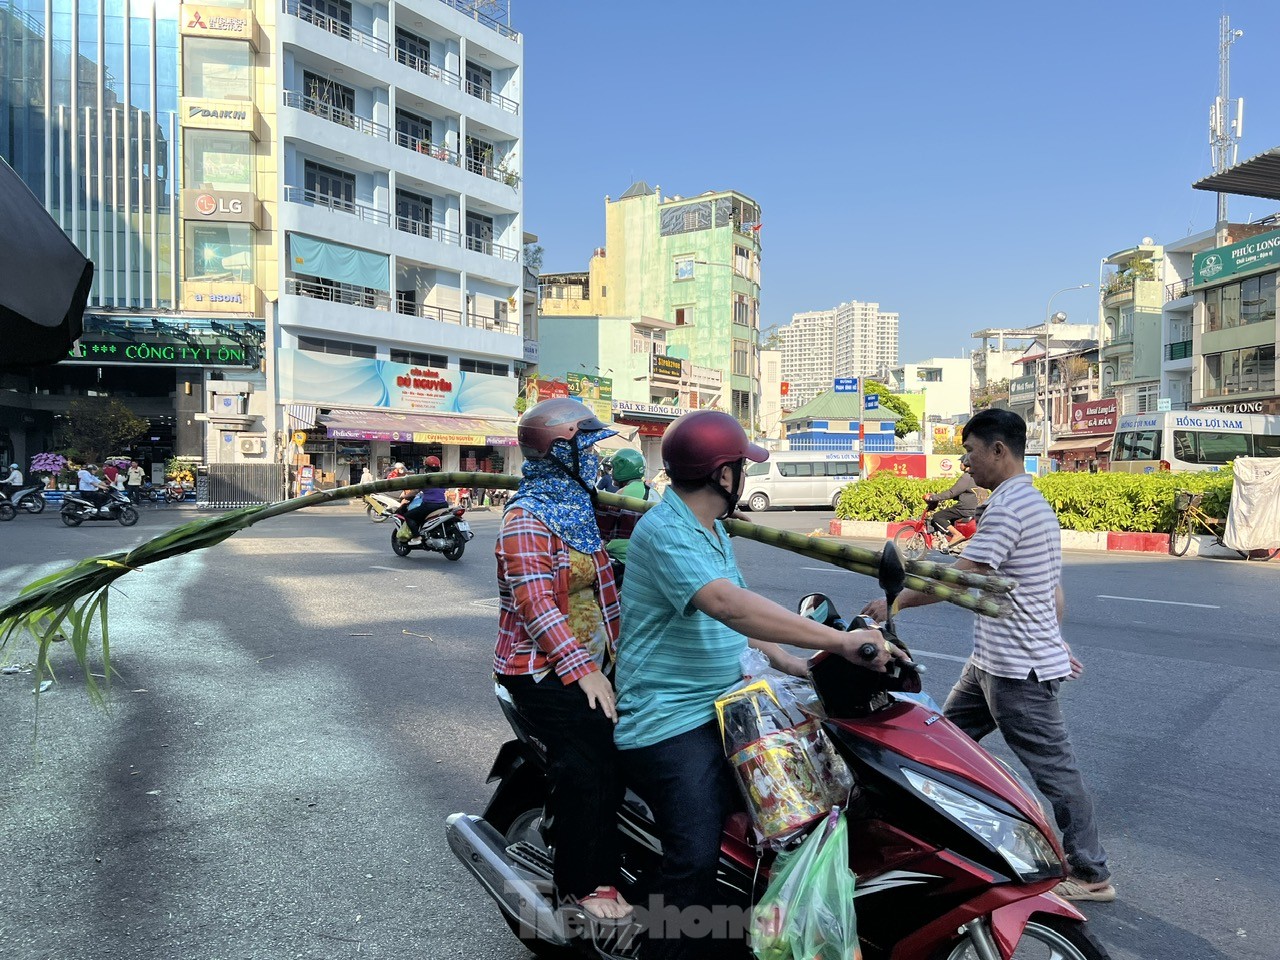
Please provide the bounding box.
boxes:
[751,809,860,960]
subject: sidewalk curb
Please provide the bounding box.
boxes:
[827,520,1253,559]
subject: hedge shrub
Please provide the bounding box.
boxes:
[836,469,1235,534]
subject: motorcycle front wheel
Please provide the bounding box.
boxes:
[21,496,45,514]
[60,509,82,527]
[391,528,412,557]
[367,503,389,523]
[893,525,927,561]
[118,506,139,527]
[938,917,1111,960]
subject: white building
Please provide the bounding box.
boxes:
[758,348,784,441]
[885,357,973,422]
[271,0,525,480]
[778,300,899,408]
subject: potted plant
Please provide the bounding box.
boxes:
[29,452,68,490]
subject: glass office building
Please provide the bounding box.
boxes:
[0,0,180,308]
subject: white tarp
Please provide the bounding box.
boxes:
[1223,457,1280,551]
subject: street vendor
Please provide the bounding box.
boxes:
[613,410,907,960]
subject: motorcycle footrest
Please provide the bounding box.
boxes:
[506,840,554,879]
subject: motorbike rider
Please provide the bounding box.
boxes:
[603,449,653,568]
[2,462,23,500]
[396,456,449,544]
[612,410,908,959]
[926,457,981,547]
[595,456,618,493]
[494,398,633,925]
[76,463,111,509]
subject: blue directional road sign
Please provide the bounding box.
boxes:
[834,377,858,393]
[864,394,880,411]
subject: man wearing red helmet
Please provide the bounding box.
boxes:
[613,410,905,959]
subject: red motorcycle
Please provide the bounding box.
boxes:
[893,504,979,560]
[446,545,1109,960]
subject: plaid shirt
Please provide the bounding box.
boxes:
[494,506,624,683]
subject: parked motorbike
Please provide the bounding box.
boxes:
[893,505,979,560]
[389,506,472,560]
[164,480,190,503]
[2,482,47,514]
[0,494,14,521]
[446,544,1110,960]
[61,488,139,527]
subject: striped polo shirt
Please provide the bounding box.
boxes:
[614,491,749,750]
[962,473,1071,681]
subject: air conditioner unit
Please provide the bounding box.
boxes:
[239,437,266,455]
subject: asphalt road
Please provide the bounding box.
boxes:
[0,502,1276,960]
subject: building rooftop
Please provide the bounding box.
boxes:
[782,390,901,424]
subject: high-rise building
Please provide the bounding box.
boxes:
[778,300,899,408]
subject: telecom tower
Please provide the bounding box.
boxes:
[1209,14,1245,224]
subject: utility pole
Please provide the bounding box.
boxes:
[1209,15,1244,231]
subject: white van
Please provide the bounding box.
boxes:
[739,451,860,511]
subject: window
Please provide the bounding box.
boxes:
[465,212,494,253]
[465,134,493,175]
[1118,307,1133,338]
[395,28,430,65]
[183,38,252,99]
[183,130,252,191]
[1221,282,1241,328]
[299,0,352,31]
[459,358,509,377]
[390,349,447,366]
[185,223,253,282]
[297,335,374,358]
[674,306,693,326]
[732,338,750,376]
[304,71,355,124]
[825,461,858,477]
[465,60,492,98]
[395,109,432,149]
[746,461,771,477]
[1256,434,1280,458]
[779,462,814,478]
[304,160,355,209]
[1195,432,1251,464]
[395,189,432,235]
[1241,273,1277,326]
[674,258,694,281]
[733,293,750,326]
[1204,346,1276,397]
[1112,430,1161,461]
[1204,286,1221,332]
[1136,384,1158,413]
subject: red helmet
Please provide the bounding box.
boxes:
[518,398,610,459]
[424,456,441,470]
[662,411,767,481]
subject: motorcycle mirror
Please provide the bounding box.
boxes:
[798,593,843,628]
[879,542,906,632]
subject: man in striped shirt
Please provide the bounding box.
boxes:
[864,408,1113,903]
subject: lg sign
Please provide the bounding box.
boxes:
[196,193,243,217]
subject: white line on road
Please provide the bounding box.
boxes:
[369,565,402,573]
[1096,595,1220,609]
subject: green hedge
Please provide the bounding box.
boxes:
[835,470,1235,533]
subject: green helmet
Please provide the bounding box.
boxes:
[611,448,646,484]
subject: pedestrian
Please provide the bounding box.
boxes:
[125,461,145,502]
[862,408,1114,902]
[102,461,119,489]
[494,398,633,927]
[614,411,904,959]
[359,464,374,485]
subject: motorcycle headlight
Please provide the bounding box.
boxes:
[903,769,1060,882]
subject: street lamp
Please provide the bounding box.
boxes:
[1041,284,1091,456]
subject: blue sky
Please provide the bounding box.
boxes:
[520,0,1280,363]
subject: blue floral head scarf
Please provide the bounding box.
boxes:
[509,428,616,553]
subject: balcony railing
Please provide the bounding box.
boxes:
[283,90,390,140]
[394,130,460,166]
[465,234,520,261]
[1166,339,1193,361]
[437,0,520,40]
[284,185,391,225]
[464,80,519,114]
[1165,278,1193,302]
[1105,332,1133,347]
[285,277,391,310]
[396,298,519,335]
[394,216,461,246]
[283,0,391,55]
[464,155,519,187]
[394,47,461,88]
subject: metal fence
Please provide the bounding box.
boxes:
[199,463,287,509]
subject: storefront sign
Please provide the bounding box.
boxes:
[1068,398,1117,435]
[66,340,252,366]
[180,4,257,44]
[651,355,684,379]
[183,189,259,225]
[1193,227,1280,286]
[181,97,260,136]
[612,400,686,420]
[523,338,539,363]
[181,281,260,314]
[528,379,569,402]
[1196,399,1280,415]
[567,372,613,401]
[279,350,516,415]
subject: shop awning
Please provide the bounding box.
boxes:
[1048,437,1111,454]
[319,408,518,446]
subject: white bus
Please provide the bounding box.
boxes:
[1109,411,1280,473]
[739,451,860,511]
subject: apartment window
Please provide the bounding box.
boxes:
[184,38,252,100]
[395,189,432,236]
[674,258,694,281]
[299,0,352,31]
[674,306,694,327]
[304,71,355,123]
[733,293,750,326]
[184,130,252,191]
[465,60,492,99]
[1118,307,1133,338]
[298,335,373,358]
[395,109,433,150]
[185,223,253,282]
[1136,384,1158,413]
[390,349,447,367]
[1240,273,1277,326]
[465,212,494,253]
[732,338,750,376]
[304,160,355,209]
[465,134,494,176]
[1221,282,1241,329]
[459,358,508,377]
[1203,345,1276,397]
[395,28,430,66]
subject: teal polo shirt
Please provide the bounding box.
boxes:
[614,491,748,750]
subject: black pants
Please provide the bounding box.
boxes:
[497,672,623,902]
[620,721,741,960]
[401,502,447,533]
[931,506,972,534]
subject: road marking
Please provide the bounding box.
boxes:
[369,565,402,572]
[1097,595,1219,609]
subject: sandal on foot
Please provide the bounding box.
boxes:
[1053,877,1116,902]
[576,886,634,922]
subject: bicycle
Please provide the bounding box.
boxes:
[1169,489,1279,560]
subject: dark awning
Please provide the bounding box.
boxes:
[319,408,518,446]
[1192,148,1280,201]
